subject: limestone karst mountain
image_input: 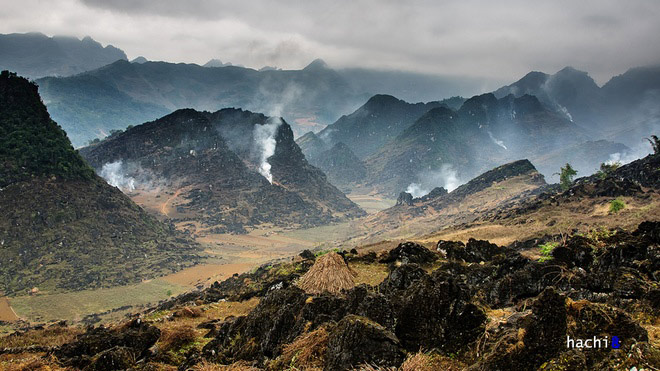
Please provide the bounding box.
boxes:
[0,71,199,295]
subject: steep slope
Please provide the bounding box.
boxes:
[493,67,605,127]
[0,71,199,295]
[361,159,548,239]
[80,108,364,234]
[307,142,367,188]
[295,131,329,162]
[495,65,660,147]
[0,33,126,78]
[316,95,449,159]
[363,93,590,195]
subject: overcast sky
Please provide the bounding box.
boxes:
[1,0,659,85]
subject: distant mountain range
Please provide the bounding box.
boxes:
[79,108,365,234]
[0,71,199,295]
[0,32,127,79]
[494,65,660,147]
[300,90,630,195]
[34,58,493,147]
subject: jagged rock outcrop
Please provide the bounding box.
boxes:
[80,108,364,233]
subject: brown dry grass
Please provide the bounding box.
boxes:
[280,325,330,369]
[193,360,260,370]
[297,252,356,295]
[351,262,389,286]
[173,306,203,318]
[159,324,198,353]
[0,326,82,349]
[400,352,466,371]
[1,354,67,371]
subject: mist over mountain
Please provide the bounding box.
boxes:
[0,71,199,295]
[494,65,660,151]
[0,33,127,79]
[314,94,454,159]
[79,108,364,234]
[34,58,491,147]
[299,91,629,196]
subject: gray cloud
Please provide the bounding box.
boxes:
[1,0,659,84]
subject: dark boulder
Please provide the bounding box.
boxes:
[299,249,315,260]
[85,346,135,371]
[567,300,648,345]
[344,284,395,330]
[202,286,308,363]
[379,242,438,266]
[551,236,594,268]
[55,319,160,369]
[325,315,405,371]
[479,287,567,370]
[485,262,568,307]
[396,192,414,206]
[394,273,486,352]
[379,263,428,294]
[634,220,660,244]
[444,238,510,263]
[524,287,567,364]
[436,240,464,258]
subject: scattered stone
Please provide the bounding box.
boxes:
[325,315,405,371]
[379,242,438,266]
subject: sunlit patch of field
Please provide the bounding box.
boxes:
[281,221,358,246]
[129,185,195,220]
[421,195,660,248]
[347,191,396,214]
[0,295,18,322]
[9,279,188,323]
[351,262,389,286]
[161,263,254,288]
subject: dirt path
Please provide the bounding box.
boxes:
[0,295,18,322]
[160,188,183,217]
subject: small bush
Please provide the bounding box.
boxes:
[159,324,197,353]
[173,306,202,318]
[538,242,559,262]
[556,163,578,191]
[597,162,620,179]
[609,199,625,213]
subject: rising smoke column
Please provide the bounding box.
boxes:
[405,164,461,197]
[253,118,282,183]
[100,160,136,191]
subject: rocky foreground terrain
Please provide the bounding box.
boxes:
[1,220,658,370]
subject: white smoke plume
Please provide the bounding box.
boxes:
[253,117,282,183]
[488,131,508,150]
[100,161,136,191]
[405,183,427,198]
[405,164,461,198]
[607,141,653,166]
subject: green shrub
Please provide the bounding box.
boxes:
[538,242,559,262]
[555,163,577,191]
[597,162,620,179]
[646,135,659,155]
[609,199,625,213]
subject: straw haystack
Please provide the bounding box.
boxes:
[298,252,357,294]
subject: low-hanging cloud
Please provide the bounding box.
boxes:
[2,0,659,84]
